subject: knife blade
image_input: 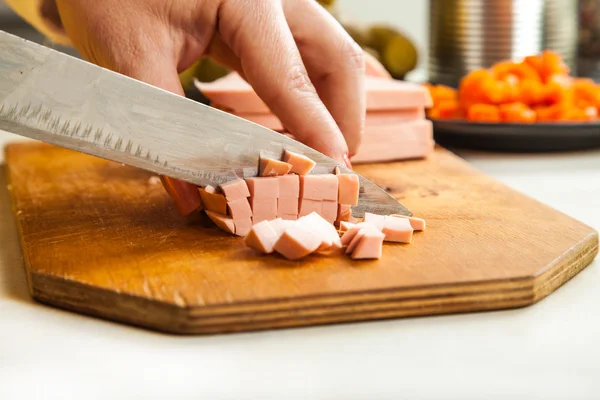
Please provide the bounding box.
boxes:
[0,30,411,217]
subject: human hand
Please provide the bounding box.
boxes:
[54,0,364,213]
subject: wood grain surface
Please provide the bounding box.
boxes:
[4,142,598,334]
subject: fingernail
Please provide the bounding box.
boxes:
[343,153,353,169]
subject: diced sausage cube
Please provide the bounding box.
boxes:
[363,212,386,231]
[283,149,316,175]
[259,157,293,177]
[227,197,252,219]
[244,220,279,253]
[273,224,322,260]
[351,229,385,260]
[339,221,355,233]
[245,177,279,198]
[277,175,300,198]
[341,222,379,246]
[277,197,299,215]
[345,226,377,254]
[199,185,227,215]
[391,215,426,231]
[299,175,338,201]
[337,204,352,222]
[161,177,204,216]
[321,200,338,223]
[219,178,250,200]
[249,197,277,223]
[279,214,298,221]
[234,218,253,237]
[205,210,235,234]
[269,218,287,236]
[382,216,413,243]
[298,198,321,217]
[337,174,359,205]
[297,212,342,252]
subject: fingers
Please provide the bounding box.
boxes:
[283,0,366,156]
[217,0,349,163]
[206,33,247,81]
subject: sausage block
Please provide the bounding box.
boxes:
[279,214,298,221]
[365,76,433,110]
[277,175,300,198]
[227,197,253,220]
[299,175,338,201]
[205,210,235,234]
[197,73,432,113]
[337,174,360,205]
[245,177,279,198]
[298,199,322,218]
[230,109,425,132]
[351,120,434,164]
[283,150,316,175]
[259,157,293,177]
[199,185,228,215]
[220,178,250,201]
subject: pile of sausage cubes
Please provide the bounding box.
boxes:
[198,149,425,261]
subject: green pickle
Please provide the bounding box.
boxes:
[365,25,418,79]
[179,58,230,90]
[381,35,418,79]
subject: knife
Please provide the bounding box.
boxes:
[0,30,411,217]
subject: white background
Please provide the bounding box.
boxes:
[1,1,600,399]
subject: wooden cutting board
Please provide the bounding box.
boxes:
[4,142,598,334]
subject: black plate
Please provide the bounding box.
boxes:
[432,119,600,152]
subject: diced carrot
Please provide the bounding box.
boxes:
[436,99,464,120]
[523,54,543,75]
[572,78,600,109]
[499,103,536,123]
[538,50,570,83]
[561,106,598,121]
[459,69,505,108]
[467,104,501,122]
[534,102,594,122]
[519,78,546,106]
[544,75,573,105]
[498,77,521,103]
[427,107,441,119]
[427,84,458,104]
[493,61,541,82]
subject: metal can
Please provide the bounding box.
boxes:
[428,0,578,86]
[578,0,600,80]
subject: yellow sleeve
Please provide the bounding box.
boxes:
[4,0,71,46]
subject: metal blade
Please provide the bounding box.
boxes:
[0,30,411,217]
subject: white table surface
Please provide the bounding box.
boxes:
[1,130,599,400]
